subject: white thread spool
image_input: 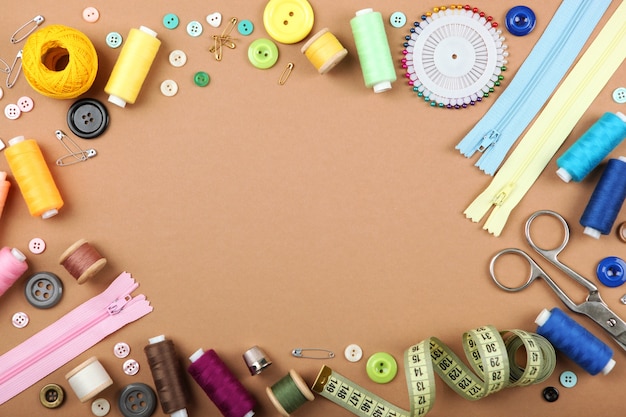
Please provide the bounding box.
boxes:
[65,357,113,402]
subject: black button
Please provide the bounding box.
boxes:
[25,272,63,309]
[542,386,559,402]
[118,383,157,417]
[67,98,109,139]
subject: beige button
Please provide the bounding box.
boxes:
[91,398,110,416]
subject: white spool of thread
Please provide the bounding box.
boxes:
[65,357,113,402]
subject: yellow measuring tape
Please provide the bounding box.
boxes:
[312,326,555,416]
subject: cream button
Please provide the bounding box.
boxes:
[91,398,110,416]
[168,50,187,67]
[160,80,178,97]
[344,344,363,362]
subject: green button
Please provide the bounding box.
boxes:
[366,352,398,384]
[247,38,279,69]
[194,71,210,87]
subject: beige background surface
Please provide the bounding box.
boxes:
[0,0,624,416]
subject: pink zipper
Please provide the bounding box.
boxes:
[0,272,152,405]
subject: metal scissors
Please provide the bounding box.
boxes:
[490,209,626,351]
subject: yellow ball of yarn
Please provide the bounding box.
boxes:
[22,24,98,99]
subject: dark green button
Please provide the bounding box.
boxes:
[194,71,210,87]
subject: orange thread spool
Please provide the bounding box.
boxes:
[59,239,107,284]
[0,172,10,218]
[4,137,63,219]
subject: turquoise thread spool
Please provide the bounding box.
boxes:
[350,8,397,93]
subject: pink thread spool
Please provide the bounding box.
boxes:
[188,349,256,417]
[0,247,28,297]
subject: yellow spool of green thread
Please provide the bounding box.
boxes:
[22,24,98,99]
[266,370,314,416]
[350,8,397,93]
[301,28,348,74]
[105,26,161,107]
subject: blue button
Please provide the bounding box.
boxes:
[163,13,180,30]
[187,20,203,37]
[105,32,123,48]
[238,19,254,35]
[505,6,536,36]
[597,256,626,287]
[559,371,577,388]
[390,12,406,28]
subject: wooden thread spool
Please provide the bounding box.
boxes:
[301,28,348,74]
[266,370,314,416]
[65,357,113,402]
[59,239,107,284]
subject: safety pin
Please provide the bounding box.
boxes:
[279,63,294,85]
[291,348,335,359]
[0,57,10,74]
[11,15,44,44]
[6,50,22,89]
[221,17,238,38]
[54,130,97,166]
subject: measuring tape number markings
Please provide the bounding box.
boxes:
[312,326,555,417]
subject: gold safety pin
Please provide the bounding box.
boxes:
[209,17,238,61]
[6,50,22,89]
[279,63,294,85]
[292,348,335,359]
[11,15,44,44]
[54,130,97,166]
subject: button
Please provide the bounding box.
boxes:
[263,0,314,44]
[118,383,157,417]
[0,86,4,99]
[163,13,179,29]
[187,20,203,37]
[40,383,64,409]
[619,221,626,243]
[194,71,210,87]
[344,344,363,362]
[5,103,20,120]
[123,359,140,376]
[67,98,109,139]
[238,19,254,35]
[12,312,29,328]
[91,398,110,416]
[168,50,187,67]
[106,32,123,48]
[28,237,46,254]
[83,7,100,23]
[25,272,63,309]
[248,38,279,69]
[366,352,398,384]
[390,12,406,28]
[17,96,34,112]
[613,88,626,104]
[160,80,178,97]
[206,12,222,28]
[596,256,626,287]
[559,371,577,388]
[542,386,559,402]
[505,6,536,36]
[114,342,131,359]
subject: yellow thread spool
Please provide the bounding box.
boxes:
[105,26,161,107]
[22,24,98,99]
[5,137,63,219]
[301,28,348,74]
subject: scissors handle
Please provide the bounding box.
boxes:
[490,248,546,292]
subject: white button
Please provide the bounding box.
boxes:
[4,103,20,120]
[123,359,140,375]
[168,50,187,67]
[613,87,626,104]
[91,398,110,416]
[114,342,131,358]
[12,312,29,328]
[0,86,4,99]
[83,7,100,23]
[17,96,34,112]
[28,238,46,254]
[187,20,203,37]
[206,12,222,27]
[160,80,178,97]
[344,344,363,362]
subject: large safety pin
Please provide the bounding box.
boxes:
[279,63,294,85]
[6,50,22,89]
[11,15,44,44]
[54,130,97,166]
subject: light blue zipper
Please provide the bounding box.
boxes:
[455,0,612,175]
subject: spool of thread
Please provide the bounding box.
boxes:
[266,370,314,417]
[0,247,28,297]
[105,26,161,107]
[188,348,256,417]
[580,156,626,238]
[243,345,272,375]
[144,335,189,417]
[535,307,615,375]
[556,112,626,182]
[4,136,63,219]
[65,357,113,402]
[0,172,10,218]
[59,239,107,284]
[22,24,98,99]
[350,8,397,93]
[301,28,348,74]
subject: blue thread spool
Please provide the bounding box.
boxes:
[579,157,626,238]
[556,112,626,183]
[535,307,615,375]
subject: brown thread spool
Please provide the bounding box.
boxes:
[59,239,107,284]
[144,335,189,417]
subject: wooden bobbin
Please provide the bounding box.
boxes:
[301,28,348,74]
[618,222,626,243]
[266,369,314,417]
[65,356,113,402]
[59,239,107,284]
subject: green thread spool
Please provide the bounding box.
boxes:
[266,370,314,416]
[350,8,397,93]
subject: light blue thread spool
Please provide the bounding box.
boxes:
[536,307,615,375]
[556,112,626,183]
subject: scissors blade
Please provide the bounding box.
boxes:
[576,300,626,351]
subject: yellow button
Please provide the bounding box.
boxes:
[263,0,314,44]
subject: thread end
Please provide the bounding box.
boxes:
[8,136,25,146]
[10,248,26,262]
[615,112,626,123]
[583,227,601,239]
[535,308,551,326]
[108,94,127,108]
[556,167,572,183]
[148,335,166,344]
[170,409,188,417]
[373,81,392,93]
[189,348,204,363]
[602,358,616,375]
[41,209,59,219]
[355,8,374,17]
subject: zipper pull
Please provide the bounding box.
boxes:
[107,295,132,315]
[491,183,515,206]
[477,130,501,152]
